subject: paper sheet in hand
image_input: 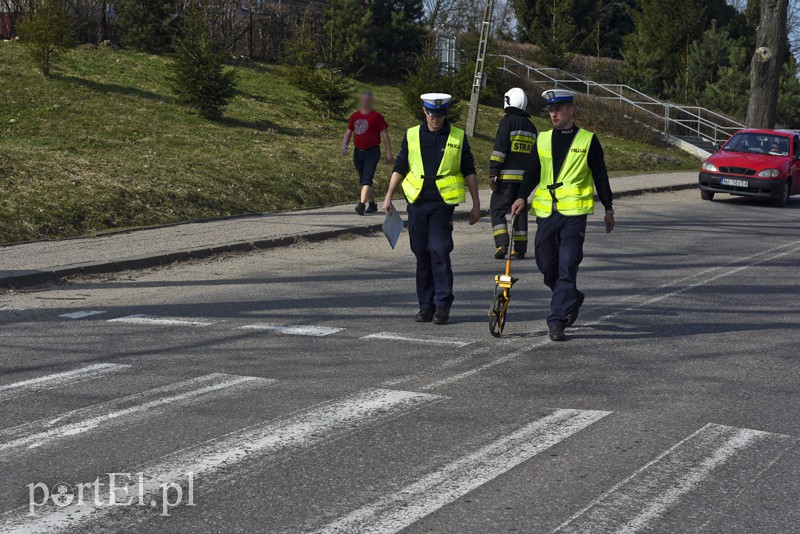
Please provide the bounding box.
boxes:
[382,208,404,249]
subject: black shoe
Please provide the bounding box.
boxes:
[355,203,366,216]
[510,250,526,260]
[416,307,434,323]
[565,292,585,327]
[494,247,508,259]
[365,202,378,213]
[432,306,450,325]
[549,325,566,342]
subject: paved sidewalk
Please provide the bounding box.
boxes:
[0,172,697,287]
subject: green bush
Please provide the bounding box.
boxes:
[293,67,355,119]
[115,0,177,52]
[17,0,75,77]
[168,10,238,117]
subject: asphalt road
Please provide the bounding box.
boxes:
[1,189,799,533]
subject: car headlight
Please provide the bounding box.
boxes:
[757,169,780,178]
[701,162,718,172]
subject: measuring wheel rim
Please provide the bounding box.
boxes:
[489,290,509,337]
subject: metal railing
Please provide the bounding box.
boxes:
[492,54,745,146]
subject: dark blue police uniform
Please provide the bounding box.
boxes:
[393,121,477,311]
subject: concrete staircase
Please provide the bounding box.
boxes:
[492,55,744,158]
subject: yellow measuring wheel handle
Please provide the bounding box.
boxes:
[489,214,521,337]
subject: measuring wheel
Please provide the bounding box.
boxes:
[489,286,509,337]
[488,214,521,338]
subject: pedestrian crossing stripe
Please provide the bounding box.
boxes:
[361,332,474,348]
[316,409,611,534]
[59,311,107,319]
[552,423,793,533]
[0,374,274,457]
[239,324,344,337]
[0,364,131,402]
[0,388,444,533]
[108,315,216,327]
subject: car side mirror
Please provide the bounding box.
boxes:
[715,144,722,152]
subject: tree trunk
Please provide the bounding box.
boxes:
[746,0,789,128]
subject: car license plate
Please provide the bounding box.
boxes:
[720,178,748,187]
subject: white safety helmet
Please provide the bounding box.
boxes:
[504,87,528,110]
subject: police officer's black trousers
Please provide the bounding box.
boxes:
[490,182,527,254]
[407,200,456,310]
[534,212,587,328]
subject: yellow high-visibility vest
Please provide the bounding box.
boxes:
[402,125,466,205]
[531,129,595,218]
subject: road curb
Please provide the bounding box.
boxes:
[0,183,696,289]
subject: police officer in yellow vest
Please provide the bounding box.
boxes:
[384,93,481,325]
[512,89,615,341]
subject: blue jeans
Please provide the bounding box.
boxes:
[407,200,456,309]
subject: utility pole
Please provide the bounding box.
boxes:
[465,0,494,137]
[746,0,788,128]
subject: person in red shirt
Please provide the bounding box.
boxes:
[342,92,393,215]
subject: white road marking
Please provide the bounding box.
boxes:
[0,388,443,534]
[0,364,131,401]
[317,409,611,534]
[239,323,344,337]
[59,310,107,319]
[419,240,800,391]
[383,341,513,388]
[362,332,474,348]
[552,423,793,534]
[108,314,215,327]
[0,373,272,456]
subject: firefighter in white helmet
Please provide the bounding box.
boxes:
[488,87,538,260]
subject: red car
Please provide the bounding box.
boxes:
[698,128,800,206]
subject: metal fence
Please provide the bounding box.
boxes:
[492,54,745,146]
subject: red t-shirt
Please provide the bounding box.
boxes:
[348,110,388,150]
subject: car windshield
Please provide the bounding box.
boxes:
[723,133,790,157]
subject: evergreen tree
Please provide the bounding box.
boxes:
[168,8,238,118]
[621,31,663,95]
[670,20,733,103]
[515,0,596,54]
[17,0,75,77]
[622,0,704,96]
[688,20,732,88]
[586,0,635,59]
[322,0,375,73]
[299,68,356,119]
[115,0,177,52]
[777,56,800,127]
[702,43,750,119]
[400,42,462,123]
[370,0,425,76]
[528,0,579,68]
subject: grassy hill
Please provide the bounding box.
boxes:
[0,42,698,243]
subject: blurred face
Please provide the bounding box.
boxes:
[424,109,446,131]
[358,93,374,112]
[548,103,575,129]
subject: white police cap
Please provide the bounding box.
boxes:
[542,89,577,108]
[421,93,451,116]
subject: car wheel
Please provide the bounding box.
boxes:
[775,180,791,207]
[701,190,715,201]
